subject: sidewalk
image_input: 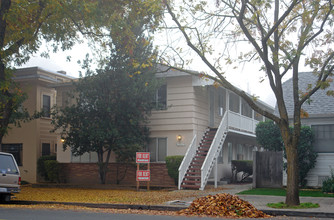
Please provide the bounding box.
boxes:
[165,183,334,218]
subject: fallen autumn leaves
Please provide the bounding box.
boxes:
[178,193,271,218]
[1,186,271,218]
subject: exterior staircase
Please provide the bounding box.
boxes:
[180,128,217,189]
[178,112,228,190]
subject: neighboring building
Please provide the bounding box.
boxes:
[280,72,334,187]
[3,66,274,188]
[1,67,74,183]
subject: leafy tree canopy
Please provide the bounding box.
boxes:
[0,0,164,146]
[51,22,162,184]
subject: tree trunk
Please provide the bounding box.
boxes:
[279,119,300,206]
[97,148,112,184]
[285,143,300,205]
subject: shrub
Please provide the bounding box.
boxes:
[231,160,253,175]
[44,160,60,183]
[322,170,334,193]
[37,155,56,181]
[165,155,184,185]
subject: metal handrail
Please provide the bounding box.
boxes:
[200,112,228,190]
[178,135,197,189]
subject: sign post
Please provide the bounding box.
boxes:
[136,152,150,191]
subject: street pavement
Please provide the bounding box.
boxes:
[165,183,334,218]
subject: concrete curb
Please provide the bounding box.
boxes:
[10,200,185,211]
[8,200,334,218]
[262,209,334,218]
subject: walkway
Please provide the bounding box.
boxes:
[166,183,334,218]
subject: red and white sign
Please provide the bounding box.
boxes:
[136,170,150,181]
[136,152,150,163]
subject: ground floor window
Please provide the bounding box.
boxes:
[71,152,98,163]
[1,144,23,166]
[42,143,51,156]
[228,142,233,163]
[312,124,334,153]
[237,144,243,160]
[218,148,223,164]
[147,138,167,162]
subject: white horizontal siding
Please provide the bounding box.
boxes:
[306,153,334,187]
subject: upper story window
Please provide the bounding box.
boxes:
[154,85,167,110]
[254,112,264,121]
[312,124,334,153]
[229,93,239,113]
[42,94,51,117]
[241,99,252,118]
[218,88,226,116]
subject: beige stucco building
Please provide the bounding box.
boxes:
[2,66,274,188]
[1,67,74,183]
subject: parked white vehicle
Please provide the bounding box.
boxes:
[0,152,21,202]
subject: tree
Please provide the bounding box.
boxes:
[255,121,282,152]
[51,24,162,184]
[162,0,334,205]
[0,0,163,149]
[256,121,317,187]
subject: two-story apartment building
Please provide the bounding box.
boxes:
[56,66,274,189]
[1,67,74,183]
[3,66,274,189]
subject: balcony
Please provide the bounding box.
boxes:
[226,110,260,136]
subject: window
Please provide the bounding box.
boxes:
[71,152,98,163]
[218,89,226,116]
[228,142,233,163]
[154,85,167,110]
[1,144,23,166]
[254,111,263,121]
[237,144,243,160]
[229,93,239,113]
[241,99,252,118]
[147,138,167,162]
[312,124,334,153]
[218,148,223,164]
[42,143,51,156]
[42,94,51,117]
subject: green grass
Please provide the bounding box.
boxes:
[238,188,334,197]
[267,202,319,209]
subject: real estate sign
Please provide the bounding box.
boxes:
[136,152,150,163]
[136,170,150,181]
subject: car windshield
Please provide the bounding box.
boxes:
[0,154,18,174]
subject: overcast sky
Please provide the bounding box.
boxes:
[20,42,277,107]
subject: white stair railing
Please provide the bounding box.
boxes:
[200,112,228,190]
[178,135,197,189]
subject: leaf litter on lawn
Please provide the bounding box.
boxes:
[12,185,226,205]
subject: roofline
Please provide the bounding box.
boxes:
[15,66,77,80]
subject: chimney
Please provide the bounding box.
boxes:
[57,70,66,75]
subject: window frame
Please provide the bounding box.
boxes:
[147,137,167,162]
[71,152,98,163]
[42,94,51,118]
[311,124,334,153]
[42,143,51,156]
[154,84,167,110]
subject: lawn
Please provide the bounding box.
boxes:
[11,185,223,205]
[238,188,334,197]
